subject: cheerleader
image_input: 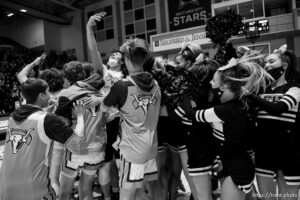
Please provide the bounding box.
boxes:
[150,60,184,200]
[181,56,219,200]
[249,45,300,200]
[175,43,202,70]
[154,43,202,200]
[177,57,272,200]
[173,43,202,200]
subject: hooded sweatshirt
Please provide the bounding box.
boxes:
[0,104,75,200]
[102,72,161,164]
[55,73,106,155]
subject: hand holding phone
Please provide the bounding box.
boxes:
[33,53,47,66]
[87,12,107,27]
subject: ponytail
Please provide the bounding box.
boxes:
[188,57,220,85]
[178,43,202,63]
[280,50,299,82]
[218,57,273,99]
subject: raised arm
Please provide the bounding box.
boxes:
[86,12,106,76]
[175,95,230,124]
[17,53,46,83]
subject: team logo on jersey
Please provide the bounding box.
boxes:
[6,128,34,154]
[88,105,101,117]
[105,74,114,87]
[131,89,158,115]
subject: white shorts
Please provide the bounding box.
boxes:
[119,155,158,189]
[62,149,105,178]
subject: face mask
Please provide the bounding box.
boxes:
[267,67,284,80]
[108,58,119,68]
[212,87,224,100]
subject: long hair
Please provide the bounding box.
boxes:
[188,58,219,85]
[177,43,202,64]
[271,45,299,82]
[279,50,299,82]
[218,57,273,100]
[110,49,128,77]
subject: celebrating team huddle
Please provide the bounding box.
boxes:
[0,12,300,200]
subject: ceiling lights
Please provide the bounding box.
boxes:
[20,9,27,12]
[7,13,14,17]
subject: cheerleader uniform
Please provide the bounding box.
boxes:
[177,99,255,193]
[152,65,190,153]
[252,82,300,185]
[175,87,217,177]
[184,112,217,177]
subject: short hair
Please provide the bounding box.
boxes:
[143,55,155,73]
[82,62,94,79]
[63,61,86,85]
[21,78,49,104]
[120,38,150,66]
[39,68,64,93]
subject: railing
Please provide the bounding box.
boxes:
[212,0,232,3]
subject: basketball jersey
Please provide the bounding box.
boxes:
[0,111,54,200]
[101,67,123,97]
[117,76,160,163]
[57,82,106,155]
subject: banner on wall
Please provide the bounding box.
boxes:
[0,114,9,135]
[168,0,211,31]
[152,32,210,52]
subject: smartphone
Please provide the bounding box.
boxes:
[98,12,107,18]
[39,53,47,70]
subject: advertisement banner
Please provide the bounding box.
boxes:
[168,0,211,31]
[152,32,210,52]
[0,115,9,135]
